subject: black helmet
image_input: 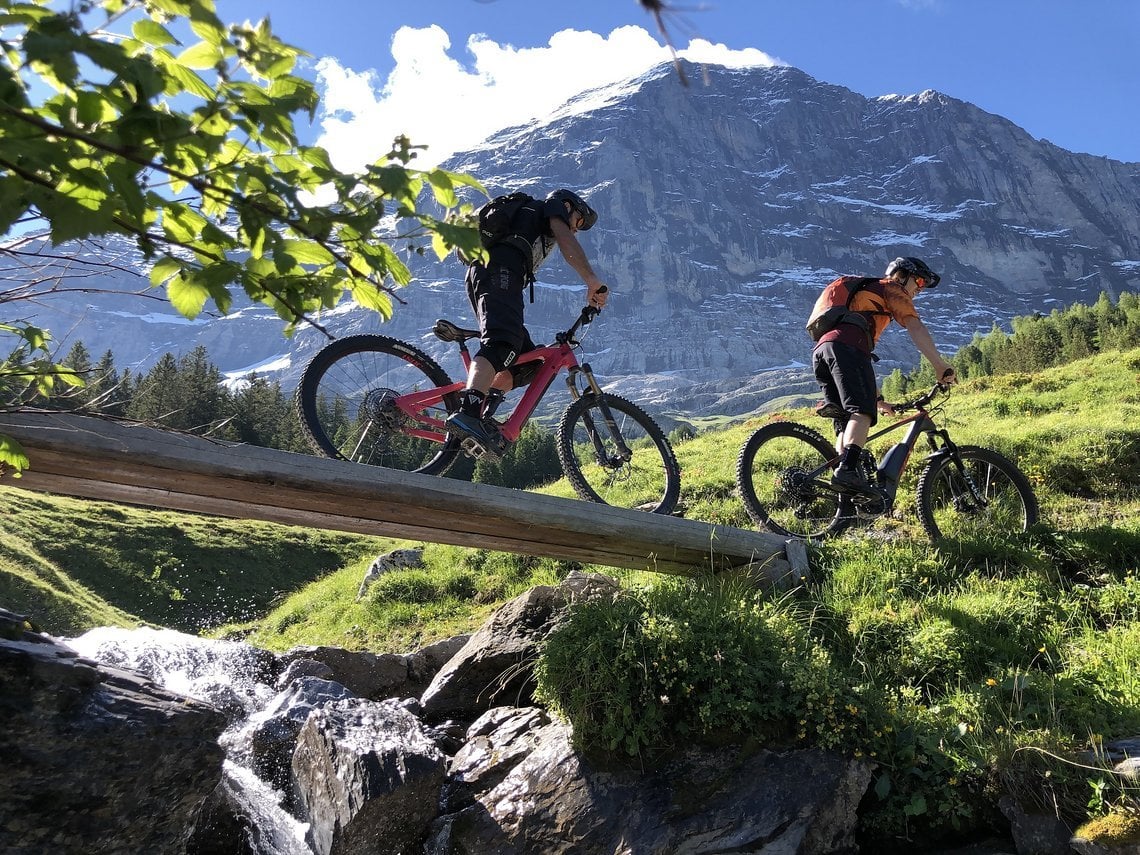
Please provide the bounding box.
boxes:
[885,256,941,289]
[547,189,597,231]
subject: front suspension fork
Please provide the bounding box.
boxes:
[566,363,633,465]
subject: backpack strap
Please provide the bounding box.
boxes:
[845,277,891,355]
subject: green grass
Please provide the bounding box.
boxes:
[0,488,390,635]
[3,345,1139,845]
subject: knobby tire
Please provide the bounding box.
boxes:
[556,392,681,515]
[295,334,461,476]
[915,445,1038,542]
[736,421,848,539]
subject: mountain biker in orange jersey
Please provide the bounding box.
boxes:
[812,256,957,494]
[446,189,608,451]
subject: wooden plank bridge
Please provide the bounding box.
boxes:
[0,410,806,581]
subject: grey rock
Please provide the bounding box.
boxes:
[428,705,872,854]
[278,644,411,699]
[0,630,227,855]
[226,676,355,792]
[291,697,447,855]
[420,585,567,720]
[998,795,1073,855]
[276,655,336,690]
[356,547,426,600]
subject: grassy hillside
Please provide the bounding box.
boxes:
[2,346,1138,845]
[0,489,391,636]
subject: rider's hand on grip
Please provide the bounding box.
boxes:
[583,285,608,323]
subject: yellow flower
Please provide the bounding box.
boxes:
[986,678,997,686]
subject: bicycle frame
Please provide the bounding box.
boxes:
[393,310,600,447]
[816,385,957,507]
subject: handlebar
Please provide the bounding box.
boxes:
[889,381,952,414]
[560,286,608,342]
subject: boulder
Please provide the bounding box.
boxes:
[0,624,227,854]
[291,697,447,855]
[428,705,872,854]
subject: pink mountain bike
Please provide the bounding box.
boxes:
[295,304,681,514]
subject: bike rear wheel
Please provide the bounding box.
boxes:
[556,392,680,514]
[295,334,461,476]
[915,445,1039,542]
[736,422,847,539]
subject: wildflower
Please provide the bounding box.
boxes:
[986,678,997,686]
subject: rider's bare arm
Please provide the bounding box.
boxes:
[550,217,608,309]
[902,316,957,384]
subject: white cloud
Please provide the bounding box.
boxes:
[314,25,779,171]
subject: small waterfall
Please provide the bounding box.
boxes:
[65,627,314,855]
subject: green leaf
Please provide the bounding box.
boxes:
[161,58,215,99]
[0,434,30,476]
[281,239,335,266]
[132,19,177,47]
[903,794,928,817]
[874,773,892,800]
[350,281,393,317]
[167,272,211,319]
[177,40,222,69]
[149,256,183,287]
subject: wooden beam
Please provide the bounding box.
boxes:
[0,410,799,578]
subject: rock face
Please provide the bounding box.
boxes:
[14,61,1140,418]
[430,706,872,854]
[16,580,1128,854]
[0,613,227,855]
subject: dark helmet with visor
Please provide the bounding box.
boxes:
[547,189,597,231]
[885,256,941,290]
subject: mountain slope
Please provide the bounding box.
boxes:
[10,61,1140,418]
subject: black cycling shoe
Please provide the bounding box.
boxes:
[446,412,507,461]
[831,468,872,492]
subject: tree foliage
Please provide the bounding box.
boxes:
[0,0,487,472]
[882,290,1140,398]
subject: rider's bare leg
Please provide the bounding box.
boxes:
[463,356,514,395]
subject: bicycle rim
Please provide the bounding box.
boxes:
[295,335,460,475]
[916,445,1039,542]
[736,422,844,539]
[556,393,680,514]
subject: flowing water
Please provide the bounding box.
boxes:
[65,626,314,855]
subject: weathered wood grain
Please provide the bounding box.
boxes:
[0,410,801,578]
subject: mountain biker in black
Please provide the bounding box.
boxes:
[811,256,957,495]
[446,189,608,451]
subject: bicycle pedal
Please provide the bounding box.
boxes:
[459,435,504,463]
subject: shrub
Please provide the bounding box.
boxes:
[533,578,867,758]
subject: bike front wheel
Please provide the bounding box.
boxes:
[915,445,1039,542]
[736,422,847,539]
[556,392,680,514]
[295,334,461,476]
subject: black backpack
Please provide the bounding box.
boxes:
[461,192,541,300]
[476,192,533,250]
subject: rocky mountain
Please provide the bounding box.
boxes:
[8,60,1139,418]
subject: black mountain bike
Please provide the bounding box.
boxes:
[735,383,1039,541]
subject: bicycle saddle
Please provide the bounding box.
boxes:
[432,319,480,343]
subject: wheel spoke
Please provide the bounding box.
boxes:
[557,394,680,514]
[737,423,844,539]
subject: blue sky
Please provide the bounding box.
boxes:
[216,0,1139,168]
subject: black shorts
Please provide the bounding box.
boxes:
[813,340,878,428]
[465,263,533,353]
